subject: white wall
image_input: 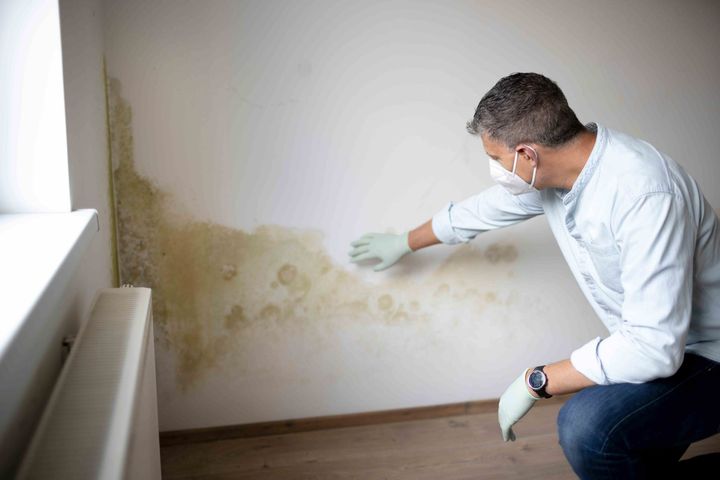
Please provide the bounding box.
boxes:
[60,0,117,300]
[103,0,720,431]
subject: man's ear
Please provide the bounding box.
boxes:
[516,144,539,166]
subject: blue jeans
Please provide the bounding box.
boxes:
[557,352,720,479]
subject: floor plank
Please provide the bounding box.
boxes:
[160,400,720,479]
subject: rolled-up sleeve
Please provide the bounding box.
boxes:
[431,185,544,245]
[570,191,695,385]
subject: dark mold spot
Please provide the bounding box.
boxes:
[224,304,247,329]
[259,304,281,323]
[277,263,297,285]
[222,263,237,280]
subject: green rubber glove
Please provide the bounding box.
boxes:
[348,231,413,272]
[498,368,538,442]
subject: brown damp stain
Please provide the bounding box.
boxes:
[221,263,237,280]
[377,294,394,311]
[108,77,522,392]
[224,304,247,330]
[103,57,121,287]
[259,304,282,323]
[389,308,410,323]
[434,283,450,297]
[277,263,297,285]
[484,243,518,263]
[336,299,370,316]
[433,242,517,278]
[286,271,312,300]
[453,287,481,301]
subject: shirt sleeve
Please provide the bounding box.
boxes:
[570,191,695,385]
[431,184,544,245]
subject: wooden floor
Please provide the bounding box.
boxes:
[160,400,720,479]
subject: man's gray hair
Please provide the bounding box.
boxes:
[467,72,584,148]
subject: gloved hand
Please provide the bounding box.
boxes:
[498,368,538,442]
[348,231,413,272]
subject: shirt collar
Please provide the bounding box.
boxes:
[557,122,606,205]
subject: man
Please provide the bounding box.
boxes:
[347,72,720,478]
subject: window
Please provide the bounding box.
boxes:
[0,0,70,213]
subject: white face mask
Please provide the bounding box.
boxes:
[488,146,538,195]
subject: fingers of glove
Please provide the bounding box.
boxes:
[348,246,370,257]
[350,234,376,247]
[373,261,391,272]
[501,423,509,442]
[499,411,516,442]
[498,408,514,439]
[349,252,378,263]
[350,238,371,247]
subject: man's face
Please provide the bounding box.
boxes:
[481,133,516,171]
[481,132,540,188]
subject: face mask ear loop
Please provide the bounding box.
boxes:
[511,151,520,175]
[523,144,539,188]
[530,165,537,188]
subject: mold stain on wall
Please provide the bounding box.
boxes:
[107,77,521,392]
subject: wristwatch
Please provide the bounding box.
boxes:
[527,365,553,398]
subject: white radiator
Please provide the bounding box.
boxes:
[16,287,162,480]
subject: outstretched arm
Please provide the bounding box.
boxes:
[407,219,441,251]
[347,220,440,271]
[349,185,544,271]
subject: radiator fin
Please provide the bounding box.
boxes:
[17,287,154,480]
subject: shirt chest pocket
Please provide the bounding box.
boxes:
[585,242,624,294]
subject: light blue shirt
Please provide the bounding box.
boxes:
[431,123,720,385]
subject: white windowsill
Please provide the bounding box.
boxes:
[0,209,99,361]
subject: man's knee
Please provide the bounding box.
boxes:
[557,389,611,455]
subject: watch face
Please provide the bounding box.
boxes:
[529,370,546,389]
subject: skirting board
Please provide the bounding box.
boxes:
[159,395,569,447]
